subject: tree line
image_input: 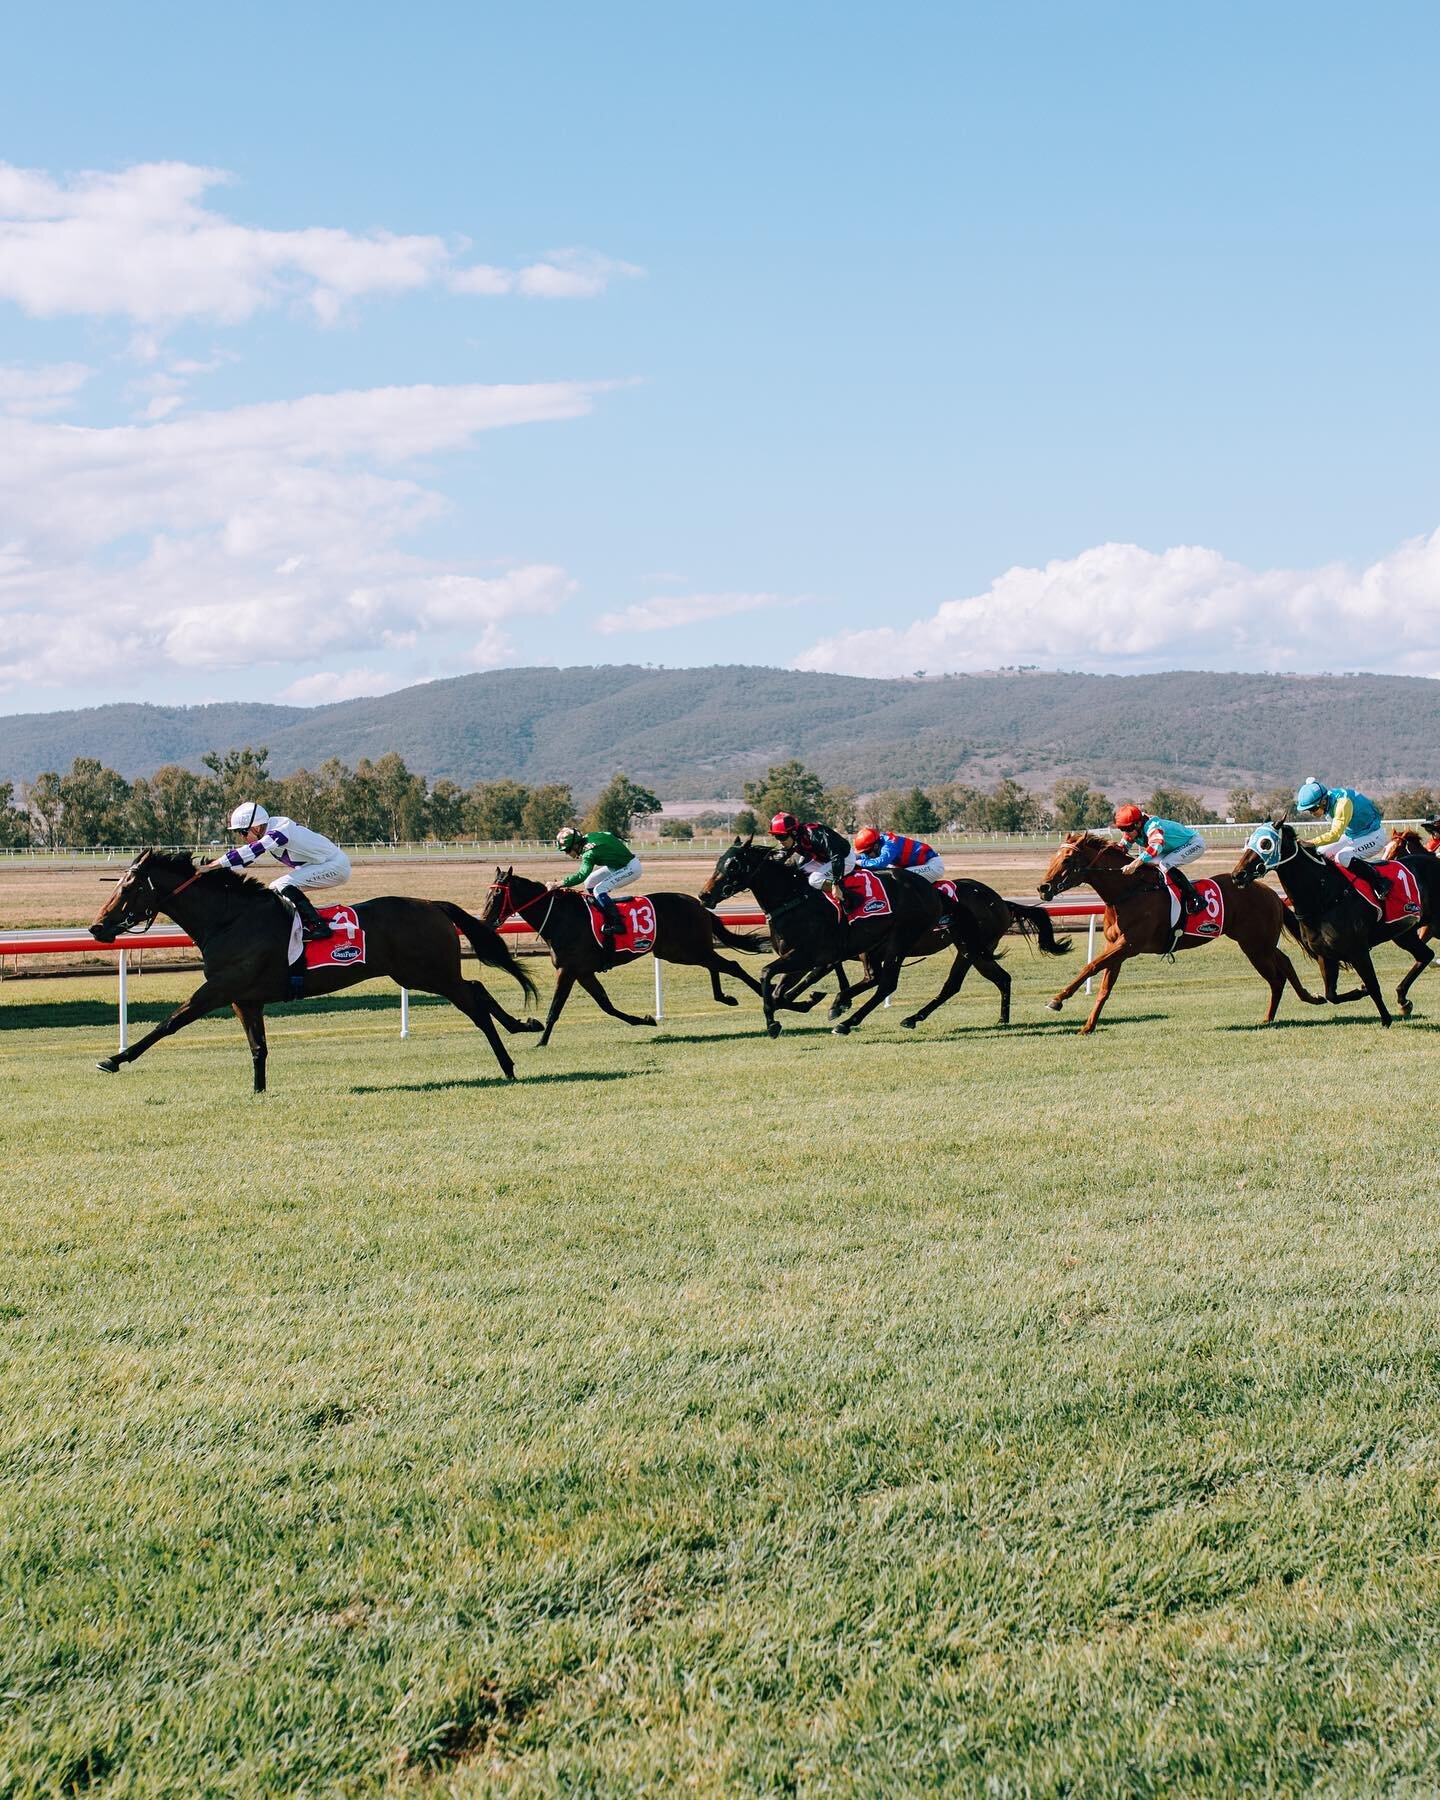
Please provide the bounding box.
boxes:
[0,749,664,849]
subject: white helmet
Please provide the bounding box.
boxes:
[229,801,269,831]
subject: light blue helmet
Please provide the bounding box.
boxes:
[1294,778,1328,814]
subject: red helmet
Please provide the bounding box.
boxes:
[1114,804,1144,831]
[770,812,799,837]
[854,827,881,852]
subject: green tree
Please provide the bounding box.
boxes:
[1225,787,1256,821]
[892,786,941,836]
[1384,787,1440,820]
[982,778,1049,833]
[1147,786,1218,825]
[58,757,132,846]
[741,761,827,822]
[820,784,859,832]
[860,789,906,831]
[521,784,575,843]
[659,818,694,840]
[25,773,64,848]
[201,746,274,818]
[427,778,466,840]
[732,807,758,838]
[128,764,211,844]
[372,752,428,843]
[589,773,662,837]
[0,780,29,848]
[1052,780,1114,831]
[464,779,531,840]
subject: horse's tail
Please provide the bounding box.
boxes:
[1279,905,1304,945]
[438,902,539,1005]
[1008,901,1072,956]
[708,914,771,953]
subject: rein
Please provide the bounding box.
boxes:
[495,881,557,938]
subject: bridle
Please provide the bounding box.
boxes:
[490,878,557,939]
[106,855,208,933]
[1041,836,1114,901]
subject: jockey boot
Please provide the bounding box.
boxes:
[287,886,333,941]
[1170,867,1205,914]
[1345,856,1391,899]
[596,893,622,944]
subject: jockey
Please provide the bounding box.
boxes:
[1114,804,1206,915]
[1424,818,1440,856]
[853,828,947,882]
[1293,779,1391,898]
[769,812,855,894]
[552,825,642,942]
[210,801,350,941]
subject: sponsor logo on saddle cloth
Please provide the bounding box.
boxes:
[287,904,367,970]
[1165,875,1225,939]
[586,894,658,956]
[1336,858,1422,927]
[824,868,893,920]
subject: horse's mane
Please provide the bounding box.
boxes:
[139,849,275,900]
[1388,827,1428,854]
[1065,832,1123,857]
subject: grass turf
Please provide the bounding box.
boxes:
[4,941,1440,1794]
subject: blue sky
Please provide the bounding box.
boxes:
[3,0,1439,711]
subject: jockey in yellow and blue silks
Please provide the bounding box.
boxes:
[1114,803,1206,914]
[1293,779,1391,897]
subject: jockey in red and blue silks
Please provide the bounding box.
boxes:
[1114,803,1206,915]
[853,828,947,883]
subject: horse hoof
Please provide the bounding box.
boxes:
[765,1021,782,1039]
[1046,999,1063,1013]
[809,991,825,1003]
[900,1017,917,1029]
[522,1020,544,1033]
[642,1015,657,1027]
[1400,1001,1414,1018]
[718,995,739,1007]
[832,1021,852,1036]
[95,1058,119,1074]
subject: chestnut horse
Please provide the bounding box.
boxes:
[1037,833,1320,1033]
[1384,827,1440,947]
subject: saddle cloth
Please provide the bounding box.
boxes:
[287,903,368,970]
[1166,875,1225,939]
[585,893,658,956]
[1335,858,1422,927]
[824,868,893,920]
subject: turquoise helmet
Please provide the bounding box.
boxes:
[1294,778,1328,813]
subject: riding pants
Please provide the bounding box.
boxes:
[584,857,642,899]
[911,854,948,881]
[802,851,857,888]
[270,852,351,894]
[1316,826,1387,866]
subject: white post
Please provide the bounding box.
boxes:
[118,950,129,1050]
[1085,912,1097,994]
[653,956,664,1022]
[399,987,410,1039]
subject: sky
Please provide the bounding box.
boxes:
[3,0,1439,713]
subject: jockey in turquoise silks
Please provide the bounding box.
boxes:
[1293,779,1391,898]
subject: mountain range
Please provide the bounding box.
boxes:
[3,664,1439,800]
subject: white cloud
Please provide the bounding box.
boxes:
[0,162,641,330]
[0,360,91,417]
[0,380,598,691]
[595,591,804,634]
[794,535,1440,679]
[279,667,416,705]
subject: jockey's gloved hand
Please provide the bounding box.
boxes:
[1123,860,1143,875]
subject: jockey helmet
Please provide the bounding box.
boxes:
[1294,779,1328,813]
[770,812,799,837]
[229,801,268,832]
[853,827,882,852]
[1113,803,1145,832]
[556,825,584,852]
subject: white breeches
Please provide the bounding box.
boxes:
[911,855,948,882]
[270,853,351,894]
[802,851,857,888]
[1154,837,1205,872]
[584,857,642,899]
[1316,826,1387,864]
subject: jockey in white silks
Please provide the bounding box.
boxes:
[209,802,351,940]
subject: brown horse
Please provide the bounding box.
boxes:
[90,849,540,1092]
[1036,833,1321,1033]
[480,867,770,1046]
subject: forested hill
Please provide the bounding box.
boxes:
[5,665,1440,798]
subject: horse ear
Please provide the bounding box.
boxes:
[1271,809,1287,828]
[743,833,754,847]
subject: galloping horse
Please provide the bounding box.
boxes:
[1384,826,1440,947]
[1232,818,1439,1024]
[480,867,769,1046]
[1038,833,1320,1033]
[90,850,539,1092]
[698,838,945,1036]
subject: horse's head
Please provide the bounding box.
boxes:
[481,864,525,928]
[1038,833,1117,902]
[700,835,760,907]
[1231,816,1293,888]
[1386,827,1427,861]
[89,848,193,941]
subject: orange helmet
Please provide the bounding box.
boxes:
[854,827,881,852]
[1114,804,1145,831]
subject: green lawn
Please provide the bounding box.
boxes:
[4,942,1440,1795]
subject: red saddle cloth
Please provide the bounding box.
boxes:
[1336,859,1422,926]
[585,894,658,956]
[303,904,367,970]
[1167,875,1225,939]
[824,868,893,920]
[935,879,960,906]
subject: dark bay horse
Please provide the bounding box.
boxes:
[480,867,769,1046]
[89,850,539,1091]
[1384,826,1440,947]
[697,838,945,1036]
[1232,818,1438,1024]
[1038,832,1320,1033]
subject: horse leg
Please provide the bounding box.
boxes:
[1393,929,1433,1016]
[95,978,227,1075]
[1278,950,1325,1007]
[443,983,516,1079]
[575,969,656,1029]
[900,950,970,1029]
[971,949,1011,1025]
[1351,946,1392,1025]
[463,979,543,1035]
[537,968,576,1047]
[233,1002,268,1094]
[1047,939,1127,1012]
[761,952,818,1035]
[833,951,904,1033]
[826,964,858,1020]
[1318,954,1368,1005]
[1078,956,1128,1035]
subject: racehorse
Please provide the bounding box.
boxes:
[1232,818,1438,1024]
[819,875,1074,1028]
[1037,832,1320,1033]
[1384,827,1440,946]
[480,867,770,1046]
[698,838,946,1036]
[89,849,539,1092]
